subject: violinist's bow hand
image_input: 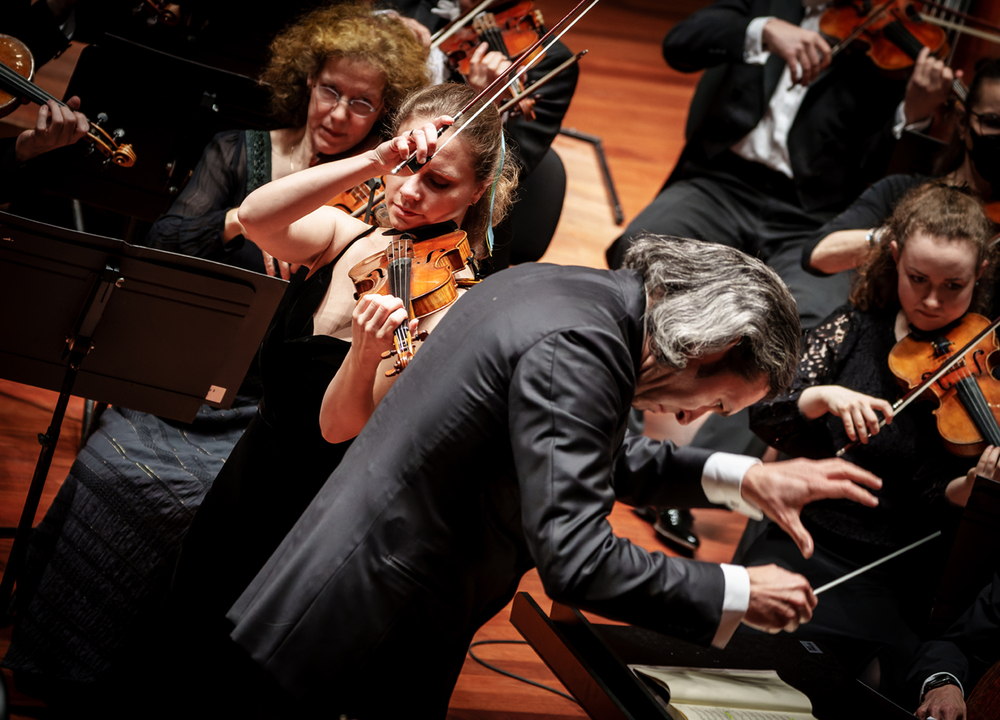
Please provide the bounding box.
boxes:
[761,19,831,87]
[904,47,956,125]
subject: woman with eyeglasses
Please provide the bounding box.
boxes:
[143,2,428,278]
[803,58,1000,278]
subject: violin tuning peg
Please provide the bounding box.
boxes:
[113,128,125,140]
[415,331,429,342]
[381,349,396,360]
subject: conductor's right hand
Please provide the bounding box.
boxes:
[761,19,832,86]
[742,564,817,633]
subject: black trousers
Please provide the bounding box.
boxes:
[606,154,851,330]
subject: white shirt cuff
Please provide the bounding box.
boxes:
[921,672,964,702]
[702,453,765,520]
[893,100,933,139]
[712,564,751,648]
[744,17,774,64]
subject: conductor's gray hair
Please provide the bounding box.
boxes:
[623,235,800,397]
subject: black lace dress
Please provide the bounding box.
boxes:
[746,305,967,682]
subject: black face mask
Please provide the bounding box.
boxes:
[969,127,1000,188]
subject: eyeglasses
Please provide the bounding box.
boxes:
[969,109,1000,132]
[313,84,382,117]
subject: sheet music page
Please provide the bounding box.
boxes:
[630,666,815,717]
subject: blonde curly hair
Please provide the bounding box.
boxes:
[381,83,519,259]
[262,2,429,127]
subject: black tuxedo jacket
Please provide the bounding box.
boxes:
[227,265,730,717]
[907,572,1000,706]
[663,0,907,213]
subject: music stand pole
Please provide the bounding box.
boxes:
[0,259,123,622]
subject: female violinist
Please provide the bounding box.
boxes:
[747,183,998,698]
[160,82,517,713]
[143,2,428,277]
[805,58,1000,276]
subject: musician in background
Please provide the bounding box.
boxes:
[745,184,998,699]
[805,58,1000,278]
[378,0,580,268]
[144,2,428,277]
[908,571,1000,720]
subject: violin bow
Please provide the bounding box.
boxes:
[429,0,496,48]
[497,49,587,115]
[835,313,1000,457]
[391,0,600,175]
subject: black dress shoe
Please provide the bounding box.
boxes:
[653,508,700,551]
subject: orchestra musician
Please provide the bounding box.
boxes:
[745,183,999,698]
[143,2,428,277]
[0,3,427,709]
[378,0,580,268]
[805,58,1000,277]
[908,571,1000,720]
[152,81,518,718]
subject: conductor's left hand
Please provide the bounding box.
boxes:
[740,458,881,559]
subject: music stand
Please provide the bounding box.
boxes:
[511,593,915,720]
[0,210,286,619]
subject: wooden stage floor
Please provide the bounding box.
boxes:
[0,1,747,717]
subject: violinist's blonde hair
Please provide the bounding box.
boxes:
[851,183,995,313]
[263,2,428,128]
[382,83,519,260]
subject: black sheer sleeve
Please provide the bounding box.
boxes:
[750,308,855,458]
[144,131,248,260]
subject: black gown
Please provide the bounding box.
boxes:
[168,226,381,621]
[746,305,967,695]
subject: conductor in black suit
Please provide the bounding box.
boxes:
[223,237,882,718]
[606,0,955,328]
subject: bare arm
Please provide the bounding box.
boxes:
[320,293,458,443]
[238,116,453,269]
[809,229,871,275]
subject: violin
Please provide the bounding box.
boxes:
[327,177,384,220]
[349,229,479,375]
[888,313,1000,456]
[438,1,545,119]
[821,0,968,100]
[0,35,136,167]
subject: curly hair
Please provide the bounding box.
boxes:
[851,183,995,313]
[380,83,519,259]
[262,2,429,127]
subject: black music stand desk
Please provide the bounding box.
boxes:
[0,210,286,616]
[511,592,915,720]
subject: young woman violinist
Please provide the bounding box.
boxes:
[165,82,518,675]
[747,183,998,697]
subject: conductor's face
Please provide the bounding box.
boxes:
[632,345,769,425]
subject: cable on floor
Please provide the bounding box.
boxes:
[466,639,579,704]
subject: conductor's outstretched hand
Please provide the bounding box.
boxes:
[740,458,881,558]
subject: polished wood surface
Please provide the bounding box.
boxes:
[0,2,741,717]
